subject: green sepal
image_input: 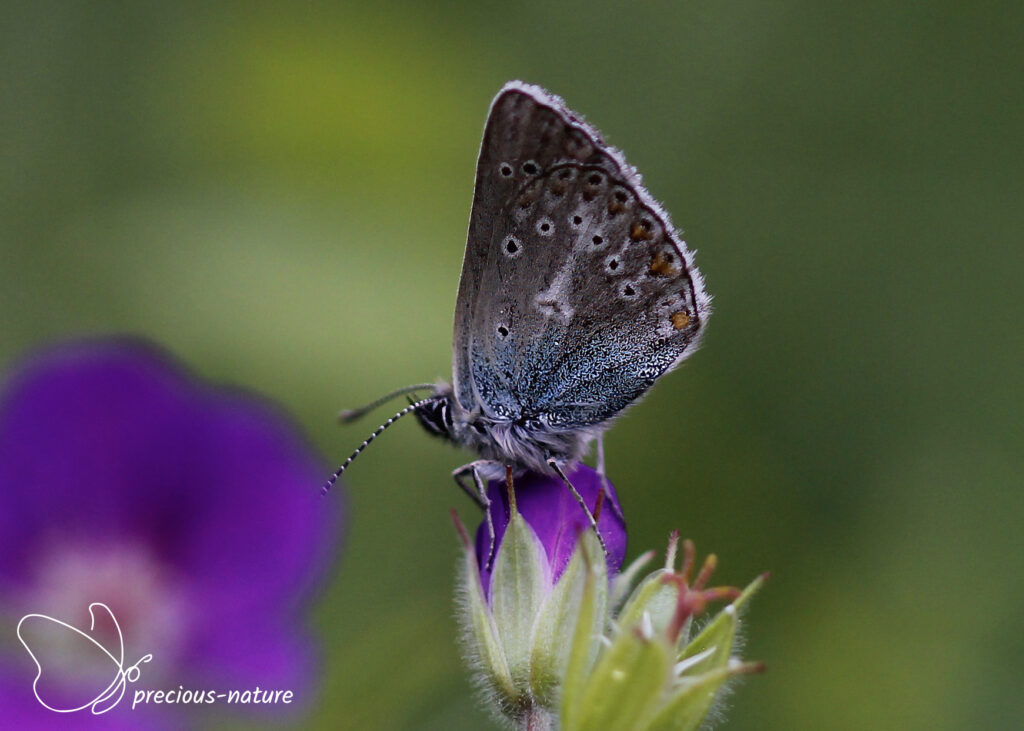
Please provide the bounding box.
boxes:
[490,511,550,692]
[644,662,747,731]
[571,628,671,731]
[531,530,607,710]
[732,572,767,612]
[616,569,685,644]
[559,532,601,731]
[531,530,607,711]
[610,549,656,609]
[456,541,516,710]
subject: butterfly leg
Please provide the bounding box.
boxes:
[596,434,625,523]
[452,461,491,509]
[453,460,501,569]
[547,459,610,557]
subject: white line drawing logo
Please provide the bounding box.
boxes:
[16,602,153,714]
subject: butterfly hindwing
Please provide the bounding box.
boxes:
[453,82,709,427]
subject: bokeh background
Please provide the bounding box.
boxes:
[2,1,1021,728]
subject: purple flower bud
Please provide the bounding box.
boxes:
[474,464,627,598]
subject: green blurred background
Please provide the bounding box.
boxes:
[2,1,1021,728]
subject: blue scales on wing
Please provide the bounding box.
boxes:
[452,81,710,430]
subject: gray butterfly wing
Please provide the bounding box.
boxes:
[452,81,710,428]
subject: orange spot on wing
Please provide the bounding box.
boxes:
[649,251,677,276]
[630,221,654,241]
[671,311,692,330]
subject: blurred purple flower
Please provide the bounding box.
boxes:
[0,339,341,727]
[473,465,627,599]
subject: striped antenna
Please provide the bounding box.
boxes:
[322,397,434,495]
[337,383,436,423]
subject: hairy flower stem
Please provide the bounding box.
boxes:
[519,705,555,731]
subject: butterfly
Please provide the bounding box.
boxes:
[326,81,709,551]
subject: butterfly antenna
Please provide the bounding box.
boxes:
[337,383,437,423]
[322,397,434,495]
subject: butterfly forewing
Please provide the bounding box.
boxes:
[453,82,709,428]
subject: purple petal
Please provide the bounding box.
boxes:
[474,464,627,597]
[0,338,342,714]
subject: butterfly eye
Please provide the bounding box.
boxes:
[499,163,514,177]
[591,234,604,246]
[521,161,539,176]
[571,214,583,227]
[605,255,623,274]
[587,172,603,185]
[619,281,640,299]
[536,218,554,236]
[497,325,509,338]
